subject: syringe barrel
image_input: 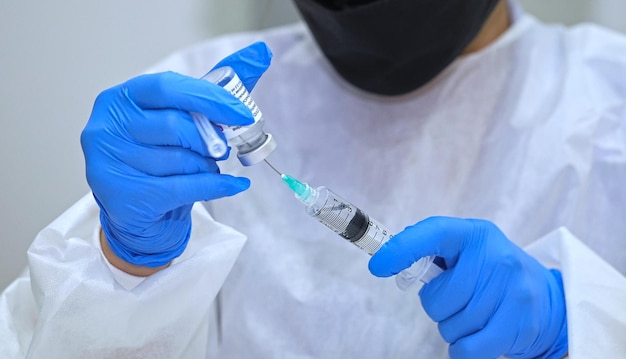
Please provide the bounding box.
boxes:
[305,187,390,254]
[200,66,276,166]
[305,186,444,287]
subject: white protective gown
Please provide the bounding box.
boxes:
[1,2,626,358]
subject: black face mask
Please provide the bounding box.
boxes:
[293,0,500,96]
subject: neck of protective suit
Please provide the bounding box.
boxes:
[293,0,500,96]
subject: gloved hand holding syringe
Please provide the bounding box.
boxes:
[263,161,447,289]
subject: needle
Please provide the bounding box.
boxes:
[264,159,282,176]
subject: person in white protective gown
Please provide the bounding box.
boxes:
[1,0,626,357]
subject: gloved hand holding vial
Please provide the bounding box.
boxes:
[81,42,273,268]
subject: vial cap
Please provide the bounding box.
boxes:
[237,133,277,166]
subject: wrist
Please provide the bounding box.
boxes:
[100,229,170,277]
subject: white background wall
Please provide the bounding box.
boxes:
[1,0,624,291]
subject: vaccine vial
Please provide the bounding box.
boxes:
[201,66,277,166]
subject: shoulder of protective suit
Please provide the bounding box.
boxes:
[143,22,309,78]
[563,23,626,102]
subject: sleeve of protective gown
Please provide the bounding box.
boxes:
[525,228,626,358]
[0,194,246,358]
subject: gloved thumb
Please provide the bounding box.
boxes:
[148,173,251,214]
[368,216,472,277]
[210,41,273,91]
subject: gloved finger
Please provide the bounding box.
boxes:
[117,145,220,177]
[369,216,472,277]
[448,301,517,359]
[148,173,250,213]
[435,284,500,343]
[418,241,489,322]
[124,109,215,157]
[123,71,255,127]
[209,41,273,91]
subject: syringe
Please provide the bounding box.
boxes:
[272,166,446,289]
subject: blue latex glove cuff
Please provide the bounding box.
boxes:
[528,269,568,359]
[100,210,191,268]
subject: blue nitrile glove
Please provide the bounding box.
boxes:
[81,42,272,268]
[369,217,568,359]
